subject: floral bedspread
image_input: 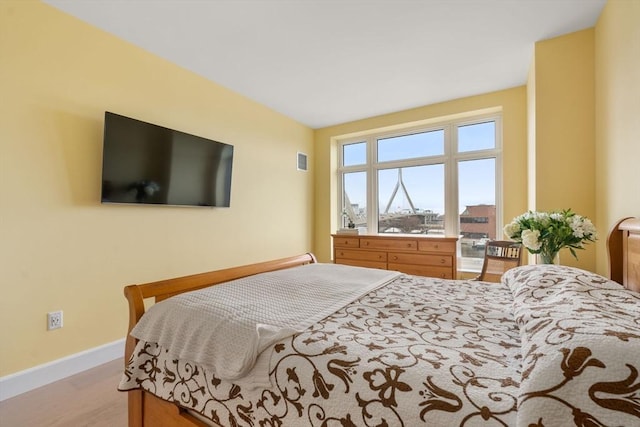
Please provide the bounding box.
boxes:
[503,265,640,427]
[119,266,640,427]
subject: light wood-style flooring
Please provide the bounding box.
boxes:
[0,359,127,427]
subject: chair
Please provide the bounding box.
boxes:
[475,240,523,283]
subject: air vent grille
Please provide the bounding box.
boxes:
[297,152,308,171]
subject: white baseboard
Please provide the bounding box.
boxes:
[0,338,125,401]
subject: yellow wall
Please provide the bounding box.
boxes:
[529,29,597,270]
[594,0,640,276]
[313,87,528,263]
[526,55,537,212]
[0,1,314,376]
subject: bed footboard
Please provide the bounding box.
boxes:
[122,253,317,427]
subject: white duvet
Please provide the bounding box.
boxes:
[130,263,400,386]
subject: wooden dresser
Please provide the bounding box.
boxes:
[332,234,458,279]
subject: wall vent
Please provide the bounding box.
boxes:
[297,152,308,171]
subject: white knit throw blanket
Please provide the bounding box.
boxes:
[131,263,401,385]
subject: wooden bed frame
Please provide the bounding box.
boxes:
[123,252,317,427]
[123,216,640,427]
[607,216,640,292]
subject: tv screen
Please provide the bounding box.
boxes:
[101,112,233,207]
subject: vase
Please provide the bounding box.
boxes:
[538,251,560,265]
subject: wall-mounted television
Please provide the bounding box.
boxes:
[101,112,233,207]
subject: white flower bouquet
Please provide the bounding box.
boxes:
[504,209,597,263]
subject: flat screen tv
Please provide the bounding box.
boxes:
[101,112,233,207]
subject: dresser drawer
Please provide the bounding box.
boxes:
[388,263,454,279]
[388,252,452,267]
[333,237,360,248]
[360,238,417,251]
[336,259,387,270]
[335,249,387,263]
[418,240,456,254]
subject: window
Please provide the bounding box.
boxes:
[338,114,501,272]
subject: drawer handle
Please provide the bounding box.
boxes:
[392,256,398,260]
[434,244,439,249]
[339,252,344,256]
[364,241,369,246]
[379,255,384,259]
[440,258,445,264]
[407,243,412,247]
[441,273,446,278]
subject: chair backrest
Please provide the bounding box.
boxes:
[477,240,523,283]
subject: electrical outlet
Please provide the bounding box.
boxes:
[47,311,63,330]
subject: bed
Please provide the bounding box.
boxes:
[119,226,640,427]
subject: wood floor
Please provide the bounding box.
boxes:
[0,359,127,427]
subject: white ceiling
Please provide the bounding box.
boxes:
[44,0,606,129]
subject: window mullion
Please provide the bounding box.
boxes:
[444,124,458,238]
[368,136,377,233]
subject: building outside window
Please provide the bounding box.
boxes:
[338,113,501,272]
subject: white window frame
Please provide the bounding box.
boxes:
[337,113,502,271]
